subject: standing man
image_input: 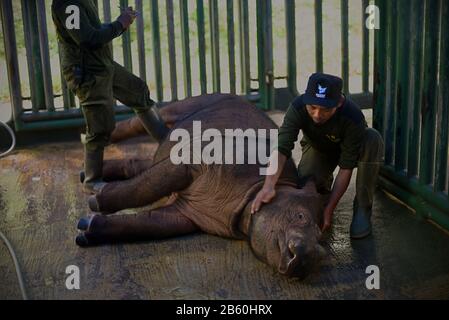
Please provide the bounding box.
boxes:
[251,73,384,239]
[51,0,168,193]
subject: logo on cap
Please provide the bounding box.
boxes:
[316,84,327,99]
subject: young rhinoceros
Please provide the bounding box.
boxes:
[77,94,327,278]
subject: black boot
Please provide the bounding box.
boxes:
[83,148,107,194]
[136,107,169,143]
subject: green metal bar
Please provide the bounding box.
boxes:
[103,0,113,57]
[407,0,424,178]
[314,0,323,73]
[120,0,132,71]
[165,0,178,101]
[379,174,449,231]
[196,0,207,94]
[135,0,147,83]
[419,0,440,185]
[362,0,370,93]
[103,0,111,22]
[238,0,250,95]
[394,0,412,172]
[373,0,387,137]
[226,0,236,94]
[179,0,192,97]
[150,0,163,101]
[57,42,76,110]
[36,0,55,112]
[285,0,298,96]
[384,0,397,166]
[0,0,24,128]
[435,0,449,192]
[209,0,221,92]
[256,0,274,110]
[21,0,45,112]
[341,0,349,93]
[380,166,449,219]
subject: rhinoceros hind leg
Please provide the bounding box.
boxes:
[90,160,192,214]
[76,205,198,247]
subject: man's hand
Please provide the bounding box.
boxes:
[117,7,138,31]
[321,205,334,233]
[251,186,276,214]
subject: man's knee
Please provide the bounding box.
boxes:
[359,128,385,163]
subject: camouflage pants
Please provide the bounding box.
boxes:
[297,128,384,193]
[75,62,154,152]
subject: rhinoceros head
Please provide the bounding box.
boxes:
[249,180,326,278]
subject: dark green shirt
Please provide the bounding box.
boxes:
[51,0,124,76]
[277,95,367,169]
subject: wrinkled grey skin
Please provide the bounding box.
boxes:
[81,94,327,278]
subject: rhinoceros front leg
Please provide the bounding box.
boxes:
[89,159,192,214]
[76,205,199,247]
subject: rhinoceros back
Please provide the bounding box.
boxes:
[155,95,299,238]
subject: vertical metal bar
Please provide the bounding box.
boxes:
[0,0,23,128]
[419,0,439,185]
[341,0,349,93]
[373,0,387,137]
[103,0,113,60]
[238,0,250,95]
[196,0,207,94]
[314,0,323,73]
[103,0,111,22]
[435,0,448,192]
[179,0,192,97]
[256,0,274,110]
[285,0,298,96]
[384,0,397,166]
[135,0,146,83]
[394,0,411,172]
[166,0,178,101]
[226,0,236,94]
[36,0,55,112]
[21,0,45,112]
[209,0,221,92]
[120,0,132,71]
[58,42,76,110]
[362,0,370,93]
[150,0,163,101]
[407,0,424,178]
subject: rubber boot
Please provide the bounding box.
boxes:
[83,148,107,194]
[350,161,380,239]
[136,107,169,143]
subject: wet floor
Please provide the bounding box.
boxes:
[0,112,448,300]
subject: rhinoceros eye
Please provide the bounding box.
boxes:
[297,213,304,220]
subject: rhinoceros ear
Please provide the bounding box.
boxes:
[299,176,318,195]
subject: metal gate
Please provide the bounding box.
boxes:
[1,0,373,132]
[373,0,449,230]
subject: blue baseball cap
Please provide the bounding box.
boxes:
[303,73,343,108]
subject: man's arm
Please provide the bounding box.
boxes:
[321,168,353,232]
[251,151,287,214]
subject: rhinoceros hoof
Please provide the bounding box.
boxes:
[79,171,85,184]
[77,215,96,231]
[75,233,90,247]
[88,195,101,212]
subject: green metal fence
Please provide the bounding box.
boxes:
[374,0,449,230]
[1,0,373,132]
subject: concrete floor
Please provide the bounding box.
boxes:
[1,111,449,300]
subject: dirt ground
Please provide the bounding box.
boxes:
[1,111,448,300]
